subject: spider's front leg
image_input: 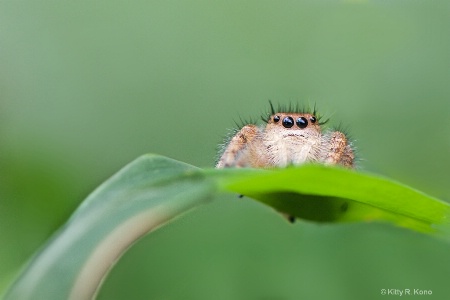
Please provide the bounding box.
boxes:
[216,124,259,168]
[320,131,355,168]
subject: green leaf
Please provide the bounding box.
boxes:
[4,154,215,300]
[5,155,450,300]
[208,165,450,234]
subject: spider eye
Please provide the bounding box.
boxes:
[310,116,317,123]
[296,117,308,129]
[282,116,294,128]
[273,115,280,122]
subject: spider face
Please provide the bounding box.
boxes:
[269,113,318,128]
[216,103,354,169]
[265,113,321,140]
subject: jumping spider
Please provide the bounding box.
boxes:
[216,102,355,169]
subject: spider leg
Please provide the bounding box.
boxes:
[339,144,355,168]
[320,131,354,168]
[216,125,259,168]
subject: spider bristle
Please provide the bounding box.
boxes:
[318,117,330,126]
[331,122,353,140]
[261,100,331,127]
[269,100,275,115]
[233,115,257,129]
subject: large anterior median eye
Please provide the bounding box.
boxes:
[296,117,308,128]
[282,116,294,128]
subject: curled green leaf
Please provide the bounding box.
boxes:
[5,155,450,300]
[209,165,450,234]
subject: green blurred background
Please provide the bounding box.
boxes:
[1,1,450,299]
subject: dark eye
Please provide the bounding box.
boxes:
[310,116,316,123]
[296,117,308,128]
[282,116,294,128]
[273,115,280,122]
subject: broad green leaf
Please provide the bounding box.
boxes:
[5,155,450,300]
[4,154,215,300]
[208,165,450,234]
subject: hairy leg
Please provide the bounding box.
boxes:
[216,125,259,168]
[320,131,354,168]
[339,144,355,168]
